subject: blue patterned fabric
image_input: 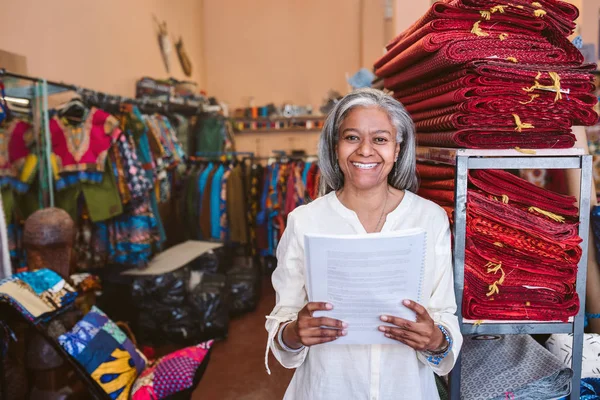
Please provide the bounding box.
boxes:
[582,378,600,400]
[210,165,225,239]
[56,171,103,190]
[0,176,29,193]
[0,269,77,321]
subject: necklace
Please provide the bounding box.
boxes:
[374,189,389,233]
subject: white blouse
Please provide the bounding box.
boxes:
[265,190,462,400]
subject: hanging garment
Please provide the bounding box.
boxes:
[0,190,11,278]
[94,199,160,268]
[0,119,35,193]
[226,164,248,245]
[55,158,123,223]
[200,167,218,239]
[127,107,166,245]
[460,335,572,400]
[50,107,121,175]
[115,133,152,202]
[219,168,231,241]
[194,116,224,153]
[171,114,190,155]
[210,165,226,240]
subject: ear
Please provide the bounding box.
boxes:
[394,142,400,162]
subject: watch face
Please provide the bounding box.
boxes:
[471,334,502,341]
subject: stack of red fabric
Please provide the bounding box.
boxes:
[415,164,582,321]
[374,0,598,149]
[464,169,581,321]
[416,162,456,222]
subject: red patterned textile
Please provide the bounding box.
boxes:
[419,179,456,190]
[469,169,579,217]
[376,33,581,78]
[416,163,455,180]
[417,188,455,205]
[375,0,596,149]
[416,129,576,149]
[392,62,595,97]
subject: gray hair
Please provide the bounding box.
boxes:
[317,88,418,195]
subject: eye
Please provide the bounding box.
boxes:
[373,137,388,144]
[344,135,360,142]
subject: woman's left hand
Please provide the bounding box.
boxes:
[378,299,445,352]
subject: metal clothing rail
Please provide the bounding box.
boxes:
[416,148,591,400]
[0,68,205,116]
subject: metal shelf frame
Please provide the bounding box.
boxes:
[416,148,592,400]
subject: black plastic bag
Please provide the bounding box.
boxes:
[131,267,190,309]
[189,273,230,341]
[227,259,261,316]
[190,250,220,274]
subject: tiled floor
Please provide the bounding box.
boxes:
[193,279,294,399]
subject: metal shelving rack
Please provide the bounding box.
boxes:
[416,147,592,400]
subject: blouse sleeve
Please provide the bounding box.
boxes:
[417,210,463,376]
[264,211,309,374]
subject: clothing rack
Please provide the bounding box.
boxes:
[0,68,204,117]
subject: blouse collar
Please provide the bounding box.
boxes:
[325,189,414,234]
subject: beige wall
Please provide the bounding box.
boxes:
[0,0,205,97]
[202,0,386,110]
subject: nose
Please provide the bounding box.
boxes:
[357,139,374,157]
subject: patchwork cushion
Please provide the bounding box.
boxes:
[131,340,213,400]
[58,306,147,400]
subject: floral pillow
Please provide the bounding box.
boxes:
[58,306,147,399]
[131,340,213,400]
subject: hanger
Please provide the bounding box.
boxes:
[58,97,89,124]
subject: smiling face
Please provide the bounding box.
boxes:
[336,107,400,192]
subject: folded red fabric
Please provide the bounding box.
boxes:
[383,0,574,54]
[469,169,579,217]
[408,94,598,127]
[467,190,580,245]
[463,268,579,321]
[392,61,596,97]
[416,129,576,149]
[467,213,582,264]
[468,235,578,278]
[419,179,456,190]
[466,247,576,296]
[415,113,571,132]
[454,0,578,37]
[376,32,581,78]
[417,188,455,204]
[416,163,456,180]
[375,17,546,71]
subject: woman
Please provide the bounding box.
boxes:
[265,88,461,399]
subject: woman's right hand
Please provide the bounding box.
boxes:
[281,302,348,349]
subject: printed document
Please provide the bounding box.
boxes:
[304,229,426,345]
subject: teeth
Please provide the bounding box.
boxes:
[352,162,378,169]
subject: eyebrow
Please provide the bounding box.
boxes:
[341,128,392,135]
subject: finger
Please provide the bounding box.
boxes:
[379,315,414,330]
[379,326,424,343]
[306,317,347,330]
[402,299,430,320]
[302,335,340,346]
[299,327,347,339]
[305,302,334,315]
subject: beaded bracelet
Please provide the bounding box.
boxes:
[425,324,453,366]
